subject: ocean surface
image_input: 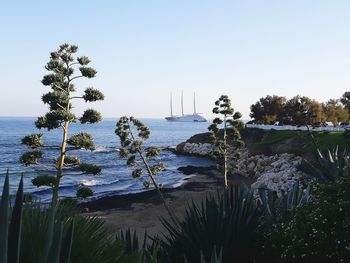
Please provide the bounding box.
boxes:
[0,117,214,202]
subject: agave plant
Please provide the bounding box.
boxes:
[20,204,139,263]
[116,229,164,263]
[161,185,265,263]
[258,180,311,220]
[184,249,223,263]
[0,171,23,263]
[308,146,350,183]
[0,171,74,263]
[1,171,140,263]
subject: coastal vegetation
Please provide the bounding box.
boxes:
[19,43,104,204]
[115,116,177,223]
[250,93,350,126]
[208,95,244,188]
[3,44,350,262]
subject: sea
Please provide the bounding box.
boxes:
[0,117,214,202]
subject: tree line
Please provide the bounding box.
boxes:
[249,93,350,126]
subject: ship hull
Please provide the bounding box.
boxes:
[165,114,207,122]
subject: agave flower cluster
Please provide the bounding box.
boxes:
[20,43,104,202]
[115,116,164,189]
[208,95,244,187]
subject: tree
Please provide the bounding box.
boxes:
[208,95,244,188]
[20,43,104,204]
[279,96,326,126]
[340,92,350,115]
[280,96,326,148]
[324,99,349,126]
[250,95,286,124]
[115,116,177,223]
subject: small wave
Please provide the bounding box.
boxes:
[170,175,195,188]
[79,178,119,187]
[93,146,119,153]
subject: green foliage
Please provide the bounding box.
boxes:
[116,229,165,263]
[0,171,23,263]
[77,56,91,65]
[76,187,94,198]
[20,204,139,263]
[341,91,350,115]
[208,95,244,187]
[115,116,176,223]
[35,111,77,130]
[79,67,97,78]
[309,147,350,183]
[248,94,350,127]
[247,128,348,153]
[79,163,101,175]
[83,88,105,102]
[115,116,162,189]
[79,109,102,124]
[62,155,80,167]
[162,185,265,263]
[32,175,56,187]
[258,180,311,220]
[263,176,350,262]
[21,43,104,202]
[67,132,96,151]
[19,151,42,166]
[21,134,43,149]
[324,99,349,126]
[42,91,70,111]
[344,129,350,140]
[279,96,326,127]
[250,95,286,124]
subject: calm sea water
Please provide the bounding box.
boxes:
[0,117,214,201]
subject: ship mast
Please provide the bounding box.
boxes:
[193,92,197,114]
[181,91,184,116]
[170,93,173,117]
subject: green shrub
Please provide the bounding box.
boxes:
[263,176,350,262]
[76,187,94,198]
[344,129,350,140]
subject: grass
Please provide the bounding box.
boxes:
[245,128,350,153]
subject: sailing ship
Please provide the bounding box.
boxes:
[165,92,207,122]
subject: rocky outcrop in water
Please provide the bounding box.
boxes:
[176,139,307,193]
[176,142,214,156]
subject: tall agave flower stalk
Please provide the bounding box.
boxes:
[19,44,104,204]
[115,116,178,223]
[208,95,244,188]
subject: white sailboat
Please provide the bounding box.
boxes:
[165,92,207,122]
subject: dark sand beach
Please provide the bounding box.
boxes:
[82,167,255,238]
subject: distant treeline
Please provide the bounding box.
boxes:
[249,92,350,126]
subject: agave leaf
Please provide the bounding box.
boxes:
[59,219,74,263]
[0,171,10,263]
[41,205,57,263]
[8,174,24,263]
[46,222,63,263]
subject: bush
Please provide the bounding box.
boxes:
[162,185,266,263]
[344,129,350,140]
[262,176,350,262]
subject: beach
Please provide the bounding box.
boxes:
[82,167,255,237]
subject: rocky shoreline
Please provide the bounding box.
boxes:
[174,132,308,194]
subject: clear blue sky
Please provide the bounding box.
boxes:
[1,0,350,119]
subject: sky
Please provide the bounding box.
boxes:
[1,0,350,119]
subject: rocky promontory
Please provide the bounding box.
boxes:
[175,129,309,194]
